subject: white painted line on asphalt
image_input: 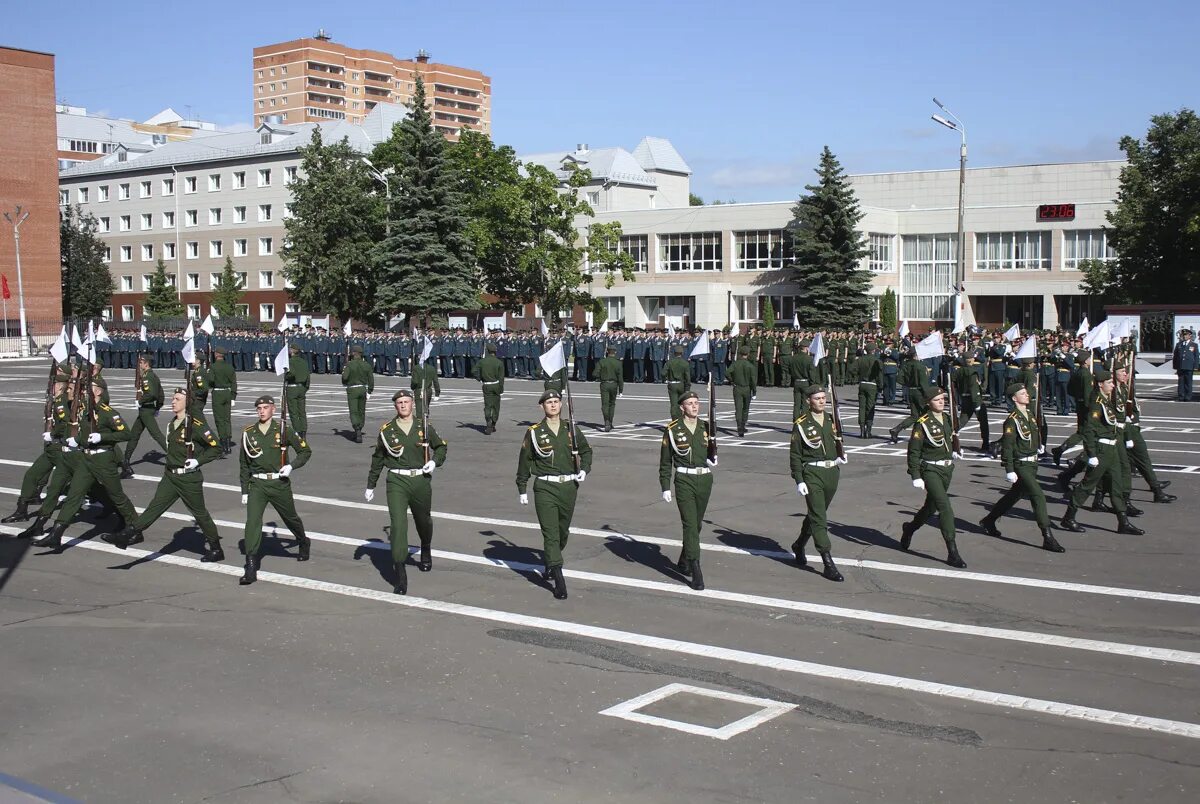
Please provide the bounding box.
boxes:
[8,531,1199,742]
[598,683,797,739]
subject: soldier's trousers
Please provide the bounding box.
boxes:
[910,464,957,546]
[18,443,58,505]
[126,407,167,460]
[1070,445,1127,513]
[792,388,805,422]
[799,464,840,552]
[988,366,1006,401]
[990,463,1049,528]
[667,384,686,420]
[882,373,897,404]
[346,387,367,431]
[36,449,79,516]
[857,383,877,429]
[672,471,712,561]
[385,473,433,564]
[1056,377,1072,414]
[762,361,775,387]
[599,381,619,424]
[733,388,752,432]
[134,470,219,545]
[210,389,234,444]
[780,364,791,389]
[55,452,137,527]
[483,388,502,428]
[533,478,578,569]
[243,477,306,556]
[652,361,664,383]
[285,390,307,434]
[1126,427,1163,490]
[963,401,989,446]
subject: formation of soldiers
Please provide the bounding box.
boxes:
[2,320,1183,601]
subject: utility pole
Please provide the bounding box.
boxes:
[3,206,31,357]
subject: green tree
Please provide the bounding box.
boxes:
[689,192,704,206]
[763,297,776,329]
[785,146,873,327]
[210,256,245,319]
[519,163,596,326]
[1102,108,1200,303]
[281,128,384,321]
[879,288,898,332]
[371,75,477,323]
[59,205,113,318]
[142,258,184,318]
[584,220,638,290]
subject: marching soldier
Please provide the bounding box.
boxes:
[1052,339,1094,468]
[853,344,882,438]
[516,390,593,600]
[957,353,991,455]
[659,391,717,590]
[889,348,930,443]
[787,342,816,420]
[899,386,967,568]
[595,346,624,431]
[663,345,691,421]
[207,346,237,455]
[365,389,447,594]
[102,389,225,561]
[238,395,313,585]
[341,344,375,443]
[187,355,208,418]
[789,384,847,582]
[121,353,167,475]
[1111,364,1175,505]
[728,346,757,437]
[473,342,505,434]
[3,373,69,524]
[411,352,442,420]
[980,383,1065,553]
[284,342,310,438]
[880,339,900,405]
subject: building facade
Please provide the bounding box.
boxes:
[252,32,490,138]
[57,105,219,171]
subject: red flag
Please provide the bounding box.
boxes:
[1,274,10,300]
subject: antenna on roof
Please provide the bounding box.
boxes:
[415,49,430,63]
[315,28,332,41]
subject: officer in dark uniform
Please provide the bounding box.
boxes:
[880,340,900,404]
[1174,328,1199,401]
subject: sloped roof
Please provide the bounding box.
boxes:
[520,146,656,187]
[631,136,690,174]
[143,107,183,125]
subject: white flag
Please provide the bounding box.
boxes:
[667,320,676,340]
[70,324,84,355]
[915,330,945,361]
[50,326,69,364]
[540,318,549,338]
[200,315,215,335]
[792,312,800,330]
[689,331,710,359]
[139,323,147,343]
[599,317,609,333]
[182,320,194,341]
[729,296,738,325]
[808,332,826,364]
[277,316,289,333]
[274,339,290,376]
[420,335,434,363]
[539,341,567,377]
[181,337,196,365]
[1002,323,1020,342]
[84,321,97,364]
[343,318,353,336]
[1014,335,1037,361]
[1076,317,1090,337]
[1110,318,1131,343]
[899,320,910,338]
[1082,319,1110,351]
[95,322,112,344]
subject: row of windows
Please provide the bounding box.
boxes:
[112,302,295,324]
[116,270,279,292]
[95,204,286,232]
[103,237,275,264]
[61,167,298,206]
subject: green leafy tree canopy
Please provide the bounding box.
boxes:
[142,258,184,318]
[59,205,113,318]
[210,256,245,319]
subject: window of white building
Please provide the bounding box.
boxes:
[98,185,109,202]
[974,231,1051,271]
[187,273,200,290]
[208,173,221,191]
[118,183,130,200]
[186,241,199,259]
[259,303,275,323]
[140,180,152,198]
[120,275,132,291]
[259,237,273,255]
[184,176,197,194]
[141,244,154,261]
[185,209,197,227]
[1062,229,1116,270]
[258,168,272,187]
[162,211,175,228]
[210,240,223,258]
[163,242,177,259]
[209,208,222,225]
[868,233,896,272]
[734,230,787,271]
[260,270,274,288]
[141,213,152,230]
[121,305,134,321]
[77,187,89,204]
[119,215,130,232]
[234,238,248,257]
[901,234,956,319]
[162,178,175,196]
[258,204,272,222]
[658,232,721,272]
[120,245,132,262]
[233,206,246,223]
[98,216,110,233]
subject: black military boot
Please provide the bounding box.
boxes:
[296,531,311,561]
[819,551,844,582]
[980,516,1001,538]
[119,461,134,479]
[418,541,432,572]
[865,424,873,439]
[1,501,30,523]
[888,426,900,445]
[393,561,408,595]
[102,526,143,550]
[32,522,67,550]
[790,534,810,567]
[1088,491,1109,513]
[689,558,705,591]
[1152,486,1177,503]
[1157,480,1172,491]
[1059,504,1085,533]
[899,521,916,551]
[549,566,568,600]
[201,542,225,563]
[1116,514,1145,536]
[1125,503,1144,517]
[1057,471,1073,494]
[946,543,967,569]
[675,549,693,576]
[1051,445,1064,467]
[17,514,50,540]
[354,428,363,444]
[1041,527,1065,553]
[239,554,259,585]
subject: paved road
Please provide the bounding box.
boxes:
[1,364,1198,803]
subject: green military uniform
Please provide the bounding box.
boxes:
[830,337,845,386]
[595,350,624,431]
[788,347,816,420]
[663,351,691,420]
[762,335,777,387]
[366,391,448,593]
[728,349,757,437]
[124,363,167,466]
[238,401,313,583]
[853,349,882,438]
[207,350,238,454]
[341,347,375,442]
[957,356,991,453]
[411,360,441,421]
[890,357,931,441]
[1054,348,1093,466]
[472,346,505,434]
[788,389,845,581]
[900,394,966,567]
[285,345,311,437]
[1118,382,1175,504]
[778,334,794,388]
[187,364,209,418]
[659,397,714,589]
[3,387,69,522]
[1061,375,1143,536]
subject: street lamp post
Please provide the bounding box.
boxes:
[932,98,967,331]
[3,206,31,357]
[361,157,392,236]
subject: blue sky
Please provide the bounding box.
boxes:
[9,0,1197,201]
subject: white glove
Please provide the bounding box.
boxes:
[836,456,848,465]
[1125,440,1134,448]
[240,494,249,505]
[618,393,623,398]
[67,436,79,448]
[952,451,964,460]
[1005,471,1018,484]
[1037,445,1046,455]
[183,458,199,471]
[366,393,372,401]
[752,395,757,401]
[279,464,293,478]
[912,478,925,490]
[42,431,52,442]
[575,470,587,483]
[662,490,673,503]
[797,482,809,496]
[1088,456,1100,467]
[434,395,440,401]
[421,460,436,474]
[519,493,529,505]
[705,457,718,468]
[87,432,102,445]
[364,488,374,502]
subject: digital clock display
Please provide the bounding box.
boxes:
[1037,203,1076,221]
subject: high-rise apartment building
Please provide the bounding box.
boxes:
[252,31,490,138]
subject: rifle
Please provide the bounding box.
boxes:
[68,357,87,444]
[826,374,846,461]
[183,363,195,461]
[707,372,718,462]
[278,352,289,471]
[422,372,431,464]
[42,358,58,437]
[943,364,962,456]
[563,372,581,474]
[135,349,144,403]
[1124,344,1138,419]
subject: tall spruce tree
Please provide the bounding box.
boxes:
[142,258,184,318]
[371,76,477,322]
[879,287,898,332]
[59,205,113,318]
[785,147,873,328]
[210,256,245,318]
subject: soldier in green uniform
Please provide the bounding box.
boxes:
[728,346,757,437]
[121,353,167,474]
[284,342,311,438]
[889,350,931,443]
[411,354,441,421]
[663,345,691,421]
[341,344,375,443]
[207,346,238,455]
[3,373,69,523]
[979,383,1065,552]
[516,390,593,600]
[788,342,816,420]
[789,384,848,582]
[365,389,448,594]
[595,346,624,432]
[187,355,209,418]
[957,353,992,455]
[1052,342,1093,468]
[1113,364,1175,505]
[659,391,717,589]
[778,332,794,389]
[899,386,967,568]
[238,395,313,584]
[102,388,225,561]
[853,344,882,438]
[472,342,505,434]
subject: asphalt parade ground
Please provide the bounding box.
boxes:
[1,363,1198,803]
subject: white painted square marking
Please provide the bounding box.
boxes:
[598,683,796,739]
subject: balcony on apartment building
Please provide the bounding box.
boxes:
[433,84,481,98]
[362,71,392,88]
[306,92,347,108]
[306,61,346,75]
[307,76,346,91]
